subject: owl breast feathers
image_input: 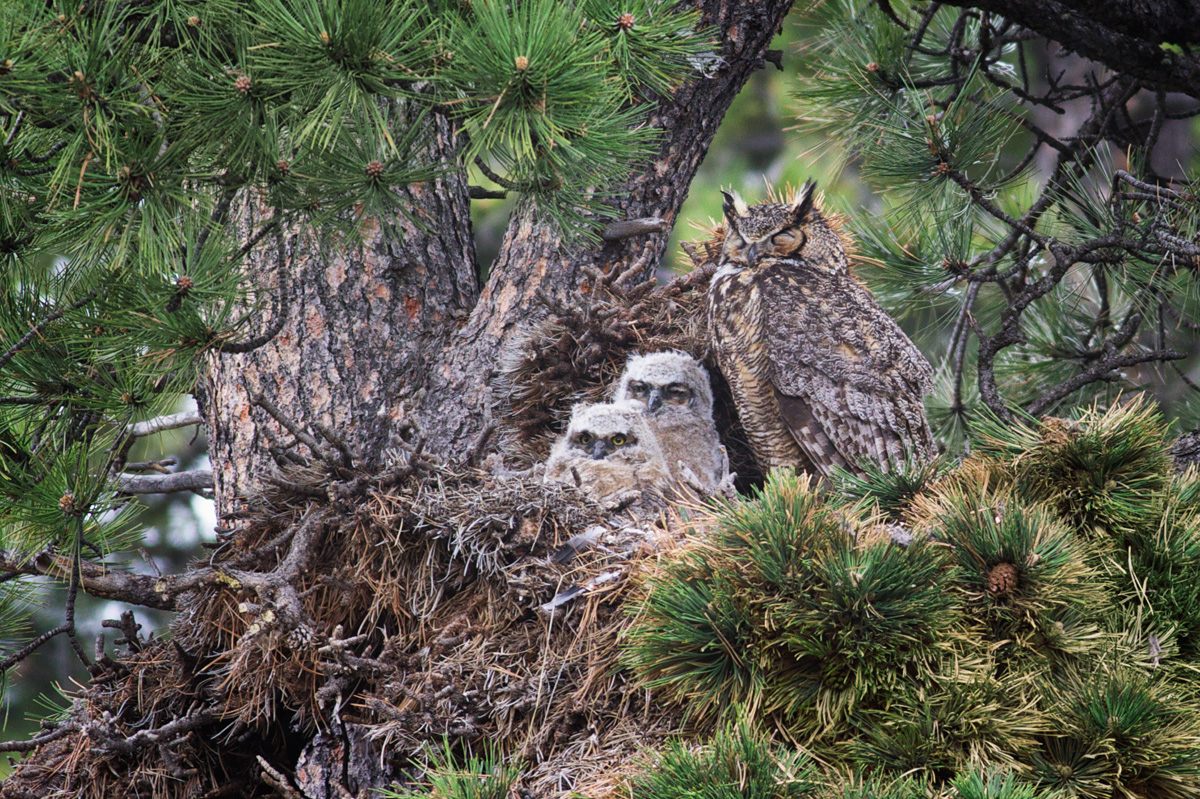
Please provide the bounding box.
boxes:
[543,400,674,505]
[706,181,935,477]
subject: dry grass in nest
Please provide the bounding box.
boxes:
[1,456,694,799]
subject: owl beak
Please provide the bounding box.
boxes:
[590,439,607,460]
[647,389,663,413]
[744,242,758,263]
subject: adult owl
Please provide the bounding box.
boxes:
[544,400,674,505]
[613,351,727,493]
[706,181,935,477]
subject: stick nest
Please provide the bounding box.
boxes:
[1,453,686,799]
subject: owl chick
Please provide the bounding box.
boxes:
[613,351,727,493]
[706,181,935,477]
[544,400,674,506]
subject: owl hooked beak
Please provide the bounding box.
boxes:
[647,388,663,412]
[590,439,608,460]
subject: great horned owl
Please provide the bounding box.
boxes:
[706,181,935,477]
[613,351,726,492]
[544,400,674,505]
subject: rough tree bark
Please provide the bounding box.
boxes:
[202,113,479,515]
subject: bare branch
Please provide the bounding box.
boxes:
[469,186,507,199]
[936,0,1200,96]
[113,469,214,495]
[0,624,70,673]
[1027,349,1185,416]
[0,725,75,753]
[0,550,177,611]
[125,410,203,439]
[600,217,669,242]
[88,709,218,755]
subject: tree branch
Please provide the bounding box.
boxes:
[0,290,98,374]
[1026,349,1185,416]
[0,550,177,611]
[125,410,203,439]
[937,0,1200,96]
[600,217,670,242]
[113,469,214,495]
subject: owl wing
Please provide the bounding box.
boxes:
[764,267,935,475]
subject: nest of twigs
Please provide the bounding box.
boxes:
[1,235,769,799]
[494,229,765,488]
[1,439,686,799]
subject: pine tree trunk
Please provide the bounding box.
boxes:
[201,115,479,516]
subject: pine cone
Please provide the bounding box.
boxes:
[987,562,1019,596]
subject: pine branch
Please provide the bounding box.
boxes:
[124,410,203,439]
[0,290,99,374]
[63,530,92,671]
[113,470,214,495]
[0,550,176,611]
[0,623,71,674]
[938,0,1200,96]
[217,232,290,354]
[0,726,74,754]
[1026,349,1185,416]
[600,217,669,241]
[89,709,219,755]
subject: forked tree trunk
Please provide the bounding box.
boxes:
[203,0,795,519]
[0,3,795,797]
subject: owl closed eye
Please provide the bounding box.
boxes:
[614,351,727,493]
[706,179,937,479]
[720,181,815,266]
[625,380,694,411]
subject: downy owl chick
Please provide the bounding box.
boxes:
[706,181,935,477]
[613,351,726,493]
[544,400,674,506]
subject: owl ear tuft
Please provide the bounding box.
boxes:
[721,189,749,221]
[791,179,817,221]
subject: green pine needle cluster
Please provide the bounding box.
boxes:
[383,740,520,799]
[910,479,1105,673]
[623,399,1200,794]
[622,473,966,741]
[628,718,820,799]
[972,399,1171,538]
[442,0,665,224]
[969,397,1200,656]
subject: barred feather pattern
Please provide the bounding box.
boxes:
[707,264,821,475]
[707,199,935,477]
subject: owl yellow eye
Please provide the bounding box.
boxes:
[610,434,627,446]
[629,381,647,397]
[577,432,593,445]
